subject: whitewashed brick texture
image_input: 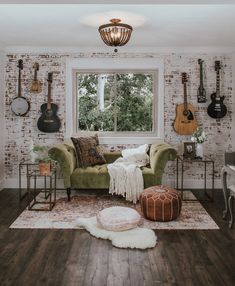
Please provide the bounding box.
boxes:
[5,53,233,185]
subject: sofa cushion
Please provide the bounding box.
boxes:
[70,164,156,190]
[71,164,110,189]
[71,134,106,168]
[103,152,122,164]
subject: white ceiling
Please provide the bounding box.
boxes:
[0,4,235,49]
[1,1,235,3]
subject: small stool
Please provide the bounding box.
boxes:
[140,185,182,221]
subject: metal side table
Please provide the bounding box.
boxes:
[19,161,38,200]
[176,155,215,201]
[27,168,57,211]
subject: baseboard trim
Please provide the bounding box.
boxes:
[3,178,222,190]
[4,178,65,189]
[162,178,221,189]
[0,179,5,191]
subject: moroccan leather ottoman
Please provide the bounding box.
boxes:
[140,185,182,221]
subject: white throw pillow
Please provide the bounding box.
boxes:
[121,144,149,158]
[121,144,150,167]
[122,153,149,167]
[97,206,142,231]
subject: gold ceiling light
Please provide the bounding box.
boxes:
[98,19,133,52]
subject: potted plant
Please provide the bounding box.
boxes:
[191,127,207,158]
[32,145,52,176]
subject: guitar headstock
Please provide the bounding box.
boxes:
[182,72,188,84]
[47,72,53,83]
[33,62,39,71]
[198,59,204,65]
[17,59,23,70]
[215,61,221,72]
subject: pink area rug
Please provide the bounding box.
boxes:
[10,190,219,230]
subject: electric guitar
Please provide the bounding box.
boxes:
[30,62,42,93]
[197,59,206,103]
[37,73,61,133]
[173,73,198,135]
[207,61,227,119]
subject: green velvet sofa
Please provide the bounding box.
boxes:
[49,142,177,201]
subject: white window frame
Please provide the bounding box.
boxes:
[66,58,164,144]
[75,69,157,134]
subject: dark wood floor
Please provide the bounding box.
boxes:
[0,189,234,286]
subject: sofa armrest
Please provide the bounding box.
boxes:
[48,143,77,188]
[103,152,122,164]
[150,143,177,181]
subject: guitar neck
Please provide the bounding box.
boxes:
[199,63,203,87]
[34,69,37,81]
[184,83,188,110]
[216,70,220,98]
[18,69,21,96]
[47,83,52,110]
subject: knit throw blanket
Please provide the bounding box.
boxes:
[107,144,149,203]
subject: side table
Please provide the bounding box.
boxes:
[27,168,57,211]
[176,155,215,201]
[19,161,38,200]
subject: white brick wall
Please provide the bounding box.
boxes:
[4,52,233,188]
[0,50,4,189]
[232,53,235,151]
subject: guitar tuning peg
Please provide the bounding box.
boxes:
[33,62,39,70]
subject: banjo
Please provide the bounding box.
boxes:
[11,59,30,116]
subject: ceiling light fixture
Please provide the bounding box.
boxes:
[98,18,133,52]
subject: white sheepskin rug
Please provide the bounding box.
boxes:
[77,217,157,249]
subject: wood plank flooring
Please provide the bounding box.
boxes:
[0,188,234,286]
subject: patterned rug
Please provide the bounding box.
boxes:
[10,190,219,230]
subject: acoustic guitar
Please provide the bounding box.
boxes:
[207,61,227,119]
[30,62,42,93]
[173,73,198,135]
[197,59,206,103]
[37,72,61,133]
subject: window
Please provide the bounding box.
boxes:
[66,58,164,144]
[75,71,156,134]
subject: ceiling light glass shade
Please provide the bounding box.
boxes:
[98,19,133,47]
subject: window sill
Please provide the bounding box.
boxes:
[97,136,164,145]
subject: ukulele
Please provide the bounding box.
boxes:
[207,61,227,119]
[197,59,206,103]
[30,62,42,93]
[37,72,61,133]
[173,73,198,135]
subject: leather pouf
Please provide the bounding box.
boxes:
[97,206,142,231]
[140,185,182,222]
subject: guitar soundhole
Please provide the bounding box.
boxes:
[183,110,194,120]
[46,109,53,117]
[187,111,194,120]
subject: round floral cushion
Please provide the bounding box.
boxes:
[96,206,142,231]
